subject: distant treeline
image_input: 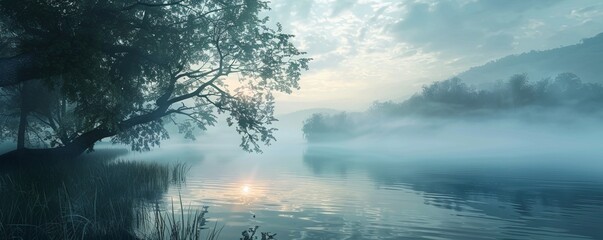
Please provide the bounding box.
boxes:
[302,73,603,142]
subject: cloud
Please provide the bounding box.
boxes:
[331,0,357,16]
[266,0,314,27]
[570,4,603,22]
[388,0,566,59]
[474,0,563,11]
[266,0,603,113]
[284,0,314,19]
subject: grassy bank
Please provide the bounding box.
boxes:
[0,150,217,240]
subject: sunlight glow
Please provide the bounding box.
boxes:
[242,185,251,194]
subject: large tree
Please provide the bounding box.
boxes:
[0,0,310,164]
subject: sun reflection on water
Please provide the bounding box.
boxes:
[242,185,251,194]
[238,183,264,206]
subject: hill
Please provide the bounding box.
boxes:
[457,32,603,88]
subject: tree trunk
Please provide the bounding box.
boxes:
[0,127,114,167]
[0,105,169,166]
[17,108,27,149]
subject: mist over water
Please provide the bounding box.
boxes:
[5,78,599,239]
[3,1,603,239]
[91,110,603,239]
[325,116,603,158]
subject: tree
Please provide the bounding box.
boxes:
[0,80,60,149]
[302,112,355,142]
[552,72,582,98]
[506,74,534,106]
[0,0,310,164]
[421,77,476,106]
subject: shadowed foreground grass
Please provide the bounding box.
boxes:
[0,152,222,240]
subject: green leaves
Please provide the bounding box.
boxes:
[225,91,277,152]
[112,120,170,152]
[0,0,309,153]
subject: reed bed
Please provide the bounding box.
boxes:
[0,154,223,239]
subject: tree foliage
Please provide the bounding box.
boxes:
[371,73,603,116]
[302,112,356,142]
[0,80,68,147]
[303,73,603,142]
[0,0,310,156]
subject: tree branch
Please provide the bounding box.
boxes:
[122,0,185,11]
[164,34,226,105]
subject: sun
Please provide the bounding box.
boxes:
[242,185,251,194]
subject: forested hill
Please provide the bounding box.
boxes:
[457,32,603,88]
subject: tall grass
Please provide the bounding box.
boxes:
[138,196,223,240]
[0,150,274,240]
[0,151,221,240]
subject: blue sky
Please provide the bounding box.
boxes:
[265,0,603,114]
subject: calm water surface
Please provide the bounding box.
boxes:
[120,141,603,240]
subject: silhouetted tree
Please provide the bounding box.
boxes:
[302,112,355,142]
[506,74,534,106]
[0,0,310,163]
[0,80,65,149]
[552,72,582,98]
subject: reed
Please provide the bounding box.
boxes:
[0,150,270,240]
[0,154,197,239]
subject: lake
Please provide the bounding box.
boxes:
[114,132,603,240]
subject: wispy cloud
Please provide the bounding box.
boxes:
[331,0,357,16]
[267,0,603,113]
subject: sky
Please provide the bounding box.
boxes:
[263,0,603,114]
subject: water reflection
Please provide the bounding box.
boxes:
[110,141,603,240]
[303,146,603,240]
[242,185,251,194]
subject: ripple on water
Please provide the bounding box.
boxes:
[156,150,603,240]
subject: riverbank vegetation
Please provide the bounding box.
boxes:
[303,73,603,142]
[0,150,214,239]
